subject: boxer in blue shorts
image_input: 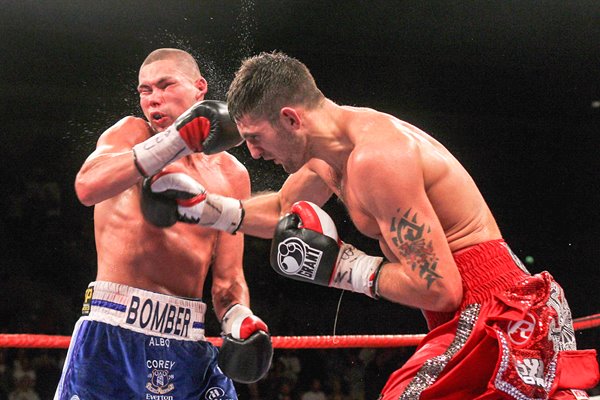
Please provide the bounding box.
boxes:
[56,282,237,399]
[55,48,272,399]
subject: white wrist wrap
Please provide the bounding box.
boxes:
[332,244,383,298]
[209,194,244,233]
[132,125,193,177]
[179,194,243,233]
[221,304,253,339]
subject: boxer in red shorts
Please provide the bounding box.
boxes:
[146,51,600,398]
[380,239,597,399]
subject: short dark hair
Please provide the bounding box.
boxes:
[227,51,324,123]
[140,48,201,80]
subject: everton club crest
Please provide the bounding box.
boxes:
[146,369,175,395]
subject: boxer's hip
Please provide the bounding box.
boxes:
[383,240,599,399]
[424,239,530,330]
[81,280,207,341]
[55,282,237,400]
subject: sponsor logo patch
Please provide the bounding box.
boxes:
[507,312,536,346]
[205,387,225,399]
[276,237,322,280]
[515,358,546,387]
[81,287,94,315]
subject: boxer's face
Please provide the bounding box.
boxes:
[237,115,305,174]
[138,59,206,132]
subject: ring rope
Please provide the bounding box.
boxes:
[0,314,597,349]
[0,334,426,350]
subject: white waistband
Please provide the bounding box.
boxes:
[82,281,206,341]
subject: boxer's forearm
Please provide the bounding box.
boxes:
[211,277,250,322]
[239,192,284,239]
[75,151,142,206]
[376,262,463,312]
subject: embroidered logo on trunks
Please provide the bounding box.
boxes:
[507,312,536,346]
[276,237,322,280]
[146,364,175,396]
[81,286,94,316]
[205,387,225,399]
[149,337,170,347]
[126,296,192,337]
[516,358,546,387]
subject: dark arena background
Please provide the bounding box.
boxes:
[0,1,598,399]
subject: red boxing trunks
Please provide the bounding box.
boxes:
[379,239,599,399]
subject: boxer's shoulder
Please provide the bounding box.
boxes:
[96,116,153,149]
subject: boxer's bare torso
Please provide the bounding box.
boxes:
[76,116,249,300]
[306,106,502,258]
[94,156,244,298]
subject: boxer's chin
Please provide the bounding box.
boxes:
[153,119,171,132]
[280,161,293,174]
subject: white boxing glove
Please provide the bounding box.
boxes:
[145,170,243,233]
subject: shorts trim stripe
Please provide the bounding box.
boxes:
[91,299,127,312]
[400,304,481,399]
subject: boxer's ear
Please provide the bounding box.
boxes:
[194,77,208,100]
[280,107,301,130]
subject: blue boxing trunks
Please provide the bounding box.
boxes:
[54,281,237,400]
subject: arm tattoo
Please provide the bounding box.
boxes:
[390,208,442,289]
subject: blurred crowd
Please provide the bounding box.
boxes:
[235,347,414,400]
[0,348,62,400]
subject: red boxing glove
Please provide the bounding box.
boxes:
[221,304,269,339]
